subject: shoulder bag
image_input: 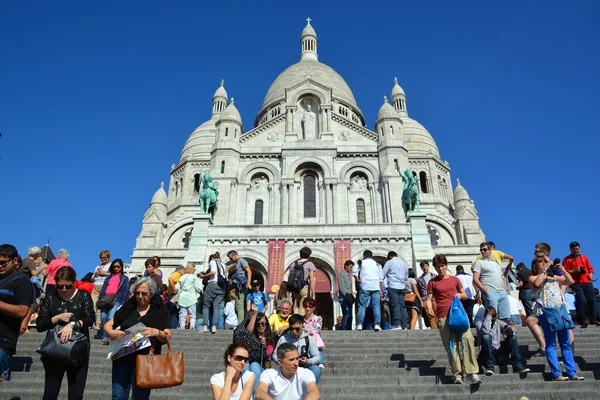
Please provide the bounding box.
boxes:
[37,325,89,366]
[136,336,184,389]
[97,276,124,310]
[170,275,189,308]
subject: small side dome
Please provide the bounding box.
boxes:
[220,98,242,123]
[453,179,471,203]
[376,96,398,121]
[391,77,405,97]
[213,79,227,100]
[151,182,168,206]
[400,116,440,158]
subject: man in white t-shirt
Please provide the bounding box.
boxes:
[91,249,111,329]
[507,294,525,326]
[256,343,320,400]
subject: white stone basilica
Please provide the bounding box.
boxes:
[130,19,486,327]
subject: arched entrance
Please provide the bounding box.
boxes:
[226,257,268,291]
[285,257,335,330]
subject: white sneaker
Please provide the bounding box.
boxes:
[453,377,463,384]
[467,374,481,384]
[356,324,363,331]
[202,326,208,333]
[390,326,403,331]
[211,325,217,334]
[318,363,325,369]
[374,325,381,332]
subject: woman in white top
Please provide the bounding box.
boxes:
[211,343,255,400]
[405,268,422,330]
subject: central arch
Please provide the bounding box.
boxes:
[226,257,268,291]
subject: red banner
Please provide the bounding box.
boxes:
[267,240,286,294]
[315,269,331,293]
[334,240,352,291]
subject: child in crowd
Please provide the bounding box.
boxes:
[224,290,239,330]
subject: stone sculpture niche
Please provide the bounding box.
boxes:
[300,98,319,139]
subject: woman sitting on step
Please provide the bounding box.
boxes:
[211,343,255,400]
[36,266,95,400]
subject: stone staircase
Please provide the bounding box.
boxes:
[4,327,600,399]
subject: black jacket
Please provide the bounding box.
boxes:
[36,289,95,339]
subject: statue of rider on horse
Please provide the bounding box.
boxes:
[198,171,219,220]
[400,168,420,219]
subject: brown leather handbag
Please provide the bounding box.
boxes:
[136,336,184,389]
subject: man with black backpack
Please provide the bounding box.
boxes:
[227,250,252,322]
[200,253,227,333]
[287,247,316,316]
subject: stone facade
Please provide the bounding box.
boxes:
[130,19,486,325]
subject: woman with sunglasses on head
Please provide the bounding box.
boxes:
[103,277,170,400]
[211,343,255,400]
[36,266,95,400]
[303,298,325,368]
[98,259,130,345]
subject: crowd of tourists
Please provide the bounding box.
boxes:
[0,240,598,399]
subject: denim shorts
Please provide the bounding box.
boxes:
[482,290,511,320]
[0,348,12,381]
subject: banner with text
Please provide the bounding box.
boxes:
[267,240,286,294]
[334,240,352,291]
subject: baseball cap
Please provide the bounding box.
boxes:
[252,280,260,286]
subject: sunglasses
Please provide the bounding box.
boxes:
[257,322,267,327]
[231,355,249,362]
[0,259,12,266]
[480,248,489,252]
[134,291,150,297]
[290,327,303,332]
[56,284,73,290]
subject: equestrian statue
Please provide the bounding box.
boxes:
[198,171,219,220]
[400,168,420,219]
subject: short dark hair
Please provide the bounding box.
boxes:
[303,298,316,309]
[363,250,373,258]
[387,251,398,258]
[81,272,94,283]
[0,244,18,260]
[408,268,416,279]
[570,241,580,249]
[432,254,448,268]
[277,342,298,361]
[227,250,238,258]
[455,265,464,273]
[288,314,305,326]
[480,242,493,249]
[419,260,429,268]
[55,266,76,283]
[516,262,526,269]
[144,258,154,267]
[344,260,354,268]
[488,241,496,248]
[299,247,312,259]
[152,255,161,265]
[535,242,551,255]
[109,259,124,274]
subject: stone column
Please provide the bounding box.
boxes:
[282,183,289,225]
[229,182,238,224]
[408,211,435,267]
[184,215,212,270]
[290,181,298,224]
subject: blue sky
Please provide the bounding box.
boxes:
[1,1,599,288]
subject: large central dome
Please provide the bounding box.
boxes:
[261,60,359,111]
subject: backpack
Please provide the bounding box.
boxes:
[287,260,308,293]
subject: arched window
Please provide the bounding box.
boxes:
[303,175,316,218]
[356,199,366,224]
[254,200,264,225]
[221,161,225,174]
[394,159,399,171]
[390,125,394,136]
[225,127,229,137]
[419,171,428,193]
[193,174,200,195]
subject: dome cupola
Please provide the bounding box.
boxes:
[300,17,318,61]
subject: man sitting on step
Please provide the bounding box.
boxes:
[256,342,320,400]
[474,306,530,376]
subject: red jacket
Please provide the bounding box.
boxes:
[75,281,94,294]
[563,254,594,284]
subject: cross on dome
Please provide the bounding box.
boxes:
[230,97,235,104]
[394,77,398,84]
[306,17,312,25]
[456,178,461,185]
[383,95,388,103]
[160,182,164,189]
[220,79,224,86]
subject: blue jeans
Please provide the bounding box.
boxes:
[0,348,12,381]
[112,359,150,400]
[308,365,322,383]
[519,289,535,318]
[387,288,408,328]
[479,334,524,369]
[481,290,510,320]
[167,298,179,329]
[539,318,577,378]
[248,361,263,394]
[340,299,353,330]
[101,302,121,340]
[357,290,381,327]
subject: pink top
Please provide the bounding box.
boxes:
[105,273,121,295]
[46,258,73,285]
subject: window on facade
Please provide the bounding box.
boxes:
[394,159,399,171]
[221,161,225,174]
[193,174,200,195]
[225,127,229,137]
[390,125,394,136]
[254,200,264,225]
[356,199,366,224]
[419,171,428,193]
[303,175,316,218]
